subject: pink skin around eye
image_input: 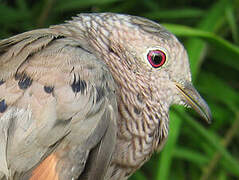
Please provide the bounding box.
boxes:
[147,50,166,68]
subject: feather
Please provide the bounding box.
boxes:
[30,153,59,180]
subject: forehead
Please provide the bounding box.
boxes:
[106,14,173,39]
[80,13,172,40]
[111,19,180,55]
[100,14,178,50]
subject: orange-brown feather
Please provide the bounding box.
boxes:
[30,153,59,180]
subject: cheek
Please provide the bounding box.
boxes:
[151,77,174,104]
[171,87,186,106]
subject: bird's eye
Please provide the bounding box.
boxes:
[147,50,166,68]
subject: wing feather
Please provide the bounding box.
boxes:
[0,29,118,180]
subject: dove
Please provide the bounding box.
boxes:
[0,13,211,180]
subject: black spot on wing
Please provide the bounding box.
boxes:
[76,45,92,54]
[44,86,54,93]
[71,75,87,93]
[16,74,32,89]
[96,86,105,103]
[134,106,141,115]
[0,99,7,113]
[54,117,72,126]
[0,80,5,85]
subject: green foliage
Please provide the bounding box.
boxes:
[0,0,238,179]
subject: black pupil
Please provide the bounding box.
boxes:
[152,53,162,65]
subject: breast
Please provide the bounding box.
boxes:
[105,91,164,180]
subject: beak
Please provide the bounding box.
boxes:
[175,81,212,123]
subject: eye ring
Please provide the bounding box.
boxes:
[147,50,167,68]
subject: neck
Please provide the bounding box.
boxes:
[85,24,169,152]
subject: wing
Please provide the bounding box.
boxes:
[0,29,118,180]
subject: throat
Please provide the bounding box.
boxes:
[113,88,163,167]
[107,90,167,179]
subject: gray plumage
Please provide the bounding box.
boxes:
[0,13,211,180]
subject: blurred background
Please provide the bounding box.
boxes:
[0,0,239,179]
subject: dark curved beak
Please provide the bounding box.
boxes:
[175,81,212,123]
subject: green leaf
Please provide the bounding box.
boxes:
[163,24,239,59]
[197,72,239,112]
[173,147,209,165]
[175,107,239,176]
[144,8,204,19]
[183,0,231,78]
[208,46,239,71]
[218,170,227,180]
[225,3,239,44]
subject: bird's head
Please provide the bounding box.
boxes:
[64,13,211,125]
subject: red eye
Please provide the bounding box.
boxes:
[147,50,166,68]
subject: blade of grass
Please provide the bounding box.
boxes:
[37,0,56,27]
[198,137,239,176]
[175,107,239,176]
[183,0,231,78]
[200,113,239,180]
[208,46,239,71]
[197,72,239,112]
[144,8,204,19]
[218,170,227,180]
[164,23,239,71]
[225,3,239,44]
[163,23,239,58]
[173,147,209,165]
[199,100,232,128]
